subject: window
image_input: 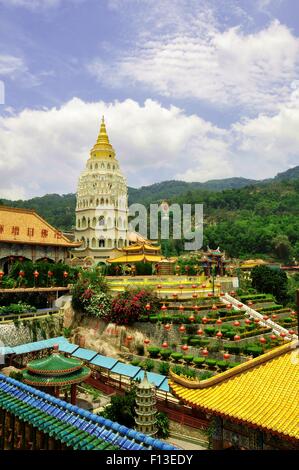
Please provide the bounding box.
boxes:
[11,226,19,236]
[27,227,34,237]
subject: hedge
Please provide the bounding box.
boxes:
[171,353,183,362]
[183,355,194,364]
[147,347,161,358]
[205,359,217,367]
[159,349,172,360]
[193,357,206,366]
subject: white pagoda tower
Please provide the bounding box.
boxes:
[73,117,128,263]
[135,372,157,436]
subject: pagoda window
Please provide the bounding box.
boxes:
[91,238,96,248]
[92,217,97,227]
[106,198,109,205]
[87,238,90,247]
[107,163,111,169]
[101,163,105,169]
[118,217,122,228]
[99,238,105,248]
[95,163,98,169]
[100,198,104,205]
[113,165,115,170]
[107,239,112,248]
[96,198,99,206]
[82,217,87,228]
[99,216,105,226]
[78,220,81,228]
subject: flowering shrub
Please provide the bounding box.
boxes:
[84,291,112,319]
[71,269,108,313]
[108,288,160,325]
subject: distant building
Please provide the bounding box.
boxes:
[0,206,79,272]
[73,117,128,264]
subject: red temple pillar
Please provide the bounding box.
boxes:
[71,384,77,405]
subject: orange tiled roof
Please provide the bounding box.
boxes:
[170,342,299,440]
[0,206,80,248]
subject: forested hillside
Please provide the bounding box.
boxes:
[1,167,299,260]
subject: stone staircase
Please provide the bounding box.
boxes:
[221,293,298,341]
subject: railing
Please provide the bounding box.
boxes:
[222,294,297,340]
[0,307,60,323]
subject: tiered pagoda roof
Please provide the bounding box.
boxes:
[108,241,163,264]
[22,347,90,387]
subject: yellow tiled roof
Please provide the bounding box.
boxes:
[108,253,163,263]
[170,342,299,440]
[0,206,80,248]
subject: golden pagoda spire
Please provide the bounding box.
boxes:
[96,115,110,145]
[90,114,115,159]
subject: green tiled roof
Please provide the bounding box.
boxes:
[26,352,83,376]
[22,366,91,387]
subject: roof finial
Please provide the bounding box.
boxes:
[102,115,105,124]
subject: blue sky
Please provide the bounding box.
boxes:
[0,0,299,199]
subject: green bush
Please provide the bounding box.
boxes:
[189,338,201,346]
[136,343,145,356]
[283,317,293,323]
[142,359,155,371]
[183,355,194,364]
[204,326,216,337]
[225,344,242,355]
[130,359,140,367]
[158,362,170,375]
[171,352,183,362]
[199,370,213,380]
[205,359,217,368]
[193,357,205,367]
[159,349,172,360]
[216,360,229,371]
[147,347,161,358]
[245,345,263,357]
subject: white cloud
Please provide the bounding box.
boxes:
[0,55,27,77]
[89,6,299,113]
[0,96,298,200]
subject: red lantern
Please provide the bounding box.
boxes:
[189,315,195,323]
[0,271,4,279]
[245,318,251,325]
[226,303,232,309]
[202,348,209,357]
[47,270,53,277]
[237,303,243,308]
[19,270,25,278]
[193,305,199,311]
[291,310,297,317]
[216,318,222,325]
[172,293,178,299]
[161,304,167,312]
[192,293,198,299]
[63,271,68,278]
[270,334,277,341]
[33,270,39,279]
[201,284,206,288]
[164,323,171,331]
[179,304,184,312]
[248,301,253,306]
[259,337,266,344]
[263,315,269,321]
[233,320,240,327]
[127,335,133,341]
[157,284,162,289]
[192,284,197,289]
[272,314,277,320]
[202,316,208,324]
[234,334,241,341]
[208,292,213,297]
[230,291,236,296]
[216,331,223,339]
[212,304,218,311]
[181,344,188,351]
[220,292,225,296]
[254,318,260,324]
[223,352,230,360]
[197,328,204,336]
[280,332,286,338]
[179,284,184,290]
[289,329,295,335]
[162,341,168,348]
[145,303,151,311]
[144,338,150,345]
[179,325,186,333]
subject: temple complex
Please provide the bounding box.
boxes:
[0,206,79,273]
[73,117,129,263]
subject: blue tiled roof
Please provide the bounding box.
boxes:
[90,354,118,370]
[72,348,98,361]
[110,362,141,378]
[158,378,170,393]
[58,343,79,354]
[0,374,178,451]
